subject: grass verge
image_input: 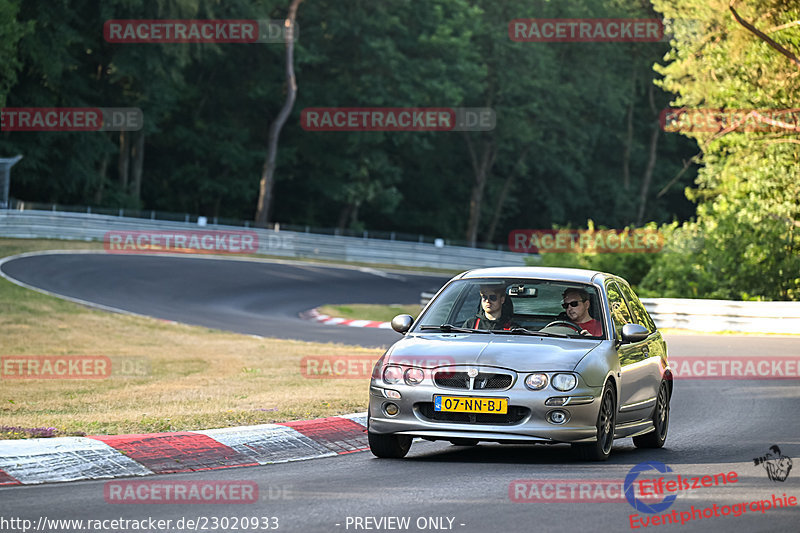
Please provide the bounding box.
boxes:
[317,304,422,323]
[0,238,383,438]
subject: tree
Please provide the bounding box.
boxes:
[255,0,304,226]
[644,0,800,300]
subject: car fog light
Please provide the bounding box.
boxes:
[525,373,549,390]
[385,389,401,399]
[404,368,424,385]
[384,403,399,416]
[545,397,569,406]
[547,410,569,424]
[552,373,577,391]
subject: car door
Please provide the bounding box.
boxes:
[606,279,658,424]
[618,279,667,390]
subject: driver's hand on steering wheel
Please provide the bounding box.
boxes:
[580,329,590,336]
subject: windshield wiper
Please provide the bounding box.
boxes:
[419,324,493,334]
[490,327,568,338]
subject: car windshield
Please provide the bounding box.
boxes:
[415,278,605,338]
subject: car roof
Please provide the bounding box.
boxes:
[456,266,612,284]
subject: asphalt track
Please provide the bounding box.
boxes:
[0,252,451,347]
[1,252,799,532]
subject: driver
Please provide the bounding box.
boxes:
[562,288,602,336]
[463,284,517,331]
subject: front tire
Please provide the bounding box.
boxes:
[368,431,412,458]
[633,381,670,449]
[572,383,616,461]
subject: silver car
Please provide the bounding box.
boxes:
[367,266,671,461]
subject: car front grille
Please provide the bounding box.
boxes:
[416,403,530,425]
[433,371,513,390]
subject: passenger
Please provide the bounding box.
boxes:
[561,287,603,336]
[463,284,518,330]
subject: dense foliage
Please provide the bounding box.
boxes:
[1,1,694,232]
[0,0,796,299]
[641,0,800,300]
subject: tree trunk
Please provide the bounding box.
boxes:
[255,0,304,227]
[636,84,660,225]
[94,153,109,204]
[464,133,496,247]
[118,132,130,192]
[485,147,530,243]
[337,204,352,231]
[622,63,637,190]
[131,131,145,203]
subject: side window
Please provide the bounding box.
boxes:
[618,281,656,332]
[605,281,633,339]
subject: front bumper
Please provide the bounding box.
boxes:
[368,376,603,444]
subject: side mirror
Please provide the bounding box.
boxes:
[391,314,414,334]
[621,323,649,343]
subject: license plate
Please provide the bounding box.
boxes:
[433,395,507,414]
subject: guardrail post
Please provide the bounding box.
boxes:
[0,155,22,208]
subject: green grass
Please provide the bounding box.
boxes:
[318,303,422,323]
[0,238,383,437]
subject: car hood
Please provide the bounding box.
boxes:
[385,333,602,372]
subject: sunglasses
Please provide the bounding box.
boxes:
[562,300,585,309]
[480,294,499,302]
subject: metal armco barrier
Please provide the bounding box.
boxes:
[418,294,799,335]
[0,210,525,270]
[640,298,800,335]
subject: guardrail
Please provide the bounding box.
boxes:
[0,210,526,271]
[640,298,800,335]
[418,293,799,334]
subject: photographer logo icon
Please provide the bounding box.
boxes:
[753,445,793,482]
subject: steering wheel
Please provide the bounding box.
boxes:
[542,320,582,333]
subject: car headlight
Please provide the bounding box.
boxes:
[552,373,577,391]
[525,373,549,390]
[383,365,403,384]
[404,367,424,385]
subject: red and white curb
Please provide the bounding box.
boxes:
[301,308,392,329]
[0,413,367,486]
